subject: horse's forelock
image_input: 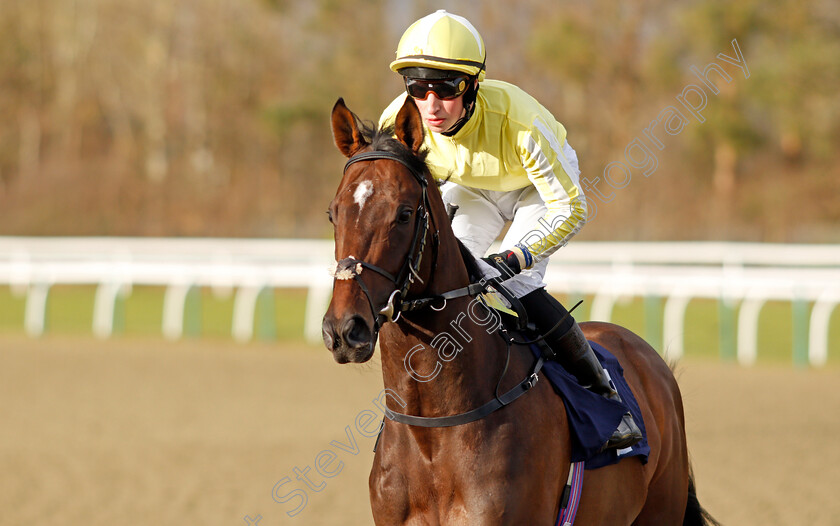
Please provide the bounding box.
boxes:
[362,123,429,175]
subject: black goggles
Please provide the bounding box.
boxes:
[404,76,470,101]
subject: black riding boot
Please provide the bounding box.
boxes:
[520,288,643,451]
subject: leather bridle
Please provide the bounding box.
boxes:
[334,149,546,430]
[336,150,433,346]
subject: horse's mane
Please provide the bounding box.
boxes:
[455,238,484,283]
[359,121,430,175]
[359,119,483,283]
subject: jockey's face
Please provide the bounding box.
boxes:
[411,91,466,134]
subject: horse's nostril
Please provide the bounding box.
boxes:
[322,327,333,350]
[342,315,371,348]
[322,318,339,351]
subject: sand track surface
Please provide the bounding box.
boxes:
[1,336,838,525]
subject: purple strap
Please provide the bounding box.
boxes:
[555,461,585,526]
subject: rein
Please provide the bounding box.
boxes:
[338,148,544,429]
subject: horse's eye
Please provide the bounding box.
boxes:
[397,209,413,224]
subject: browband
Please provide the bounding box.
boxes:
[344,151,428,187]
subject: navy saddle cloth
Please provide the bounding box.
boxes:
[529,340,650,470]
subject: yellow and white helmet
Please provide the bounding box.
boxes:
[390,10,486,81]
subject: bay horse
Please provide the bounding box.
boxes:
[322,96,718,525]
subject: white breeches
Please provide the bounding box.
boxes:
[440,182,551,298]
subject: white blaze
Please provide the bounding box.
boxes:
[353,180,374,210]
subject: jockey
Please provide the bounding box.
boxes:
[380,10,641,450]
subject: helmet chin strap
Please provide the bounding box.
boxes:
[442,79,478,137]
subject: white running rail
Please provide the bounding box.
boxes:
[1,237,838,366]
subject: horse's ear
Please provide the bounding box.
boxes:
[331,98,368,158]
[394,97,425,154]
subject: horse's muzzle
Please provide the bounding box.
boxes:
[322,314,375,363]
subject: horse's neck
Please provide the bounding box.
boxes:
[378,230,508,417]
[379,304,508,417]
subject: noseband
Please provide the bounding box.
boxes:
[338,150,433,340]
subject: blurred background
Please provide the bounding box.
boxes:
[0,0,838,241]
[1,0,839,525]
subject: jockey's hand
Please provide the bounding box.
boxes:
[482,246,531,280]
